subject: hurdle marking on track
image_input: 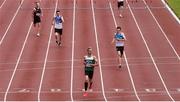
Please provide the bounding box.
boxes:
[17,89,31,93]
[50,88,62,93]
[145,88,156,93]
[1,87,180,94]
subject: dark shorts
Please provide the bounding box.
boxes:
[118,1,124,8]
[33,17,41,25]
[55,28,63,35]
[85,68,94,80]
[116,46,124,56]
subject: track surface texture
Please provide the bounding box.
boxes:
[0,0,179,101]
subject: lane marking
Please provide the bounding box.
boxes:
[70,0,76,101]
[127,0,175,101]
[0,0,7,8]
[113,88,124,92]
[17,89,31,93]
[37,0,58,101]
[0,0,25,46]
[91,0,107,101]
[0,56,178,65]
[145,88,156,93]
[108,1,141,101]
[3,22,33,101]
[143,0,180,61]
[50,88,62,92]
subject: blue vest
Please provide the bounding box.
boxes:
[55,16,62,24]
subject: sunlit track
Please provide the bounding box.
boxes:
[0,0,25,46]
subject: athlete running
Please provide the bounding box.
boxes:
[83,47,98,97]
[111,26,126,68]
[52,10,64,46]
[32,2,42,37]
[117,0,124,18]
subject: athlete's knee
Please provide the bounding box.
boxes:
[85,75,89,82]
[55,33,59,36]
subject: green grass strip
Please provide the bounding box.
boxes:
[166,0,180,19]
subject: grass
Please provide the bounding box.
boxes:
[166,0,180,19]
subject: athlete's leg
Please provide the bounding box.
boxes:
[84,75,89,91]
[37,23,41,36]
[83,75,89,96]
[88,71,93,91]
[55,32,59,45]
[117,51,122,68]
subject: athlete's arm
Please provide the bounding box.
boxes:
[61,16,64,22]
[90,56,98,67]
[83,56,87,66]
[52,17,55,25]
[111,38,115,44]
[32,8,35,21]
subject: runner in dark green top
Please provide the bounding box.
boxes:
[83,47,98,97]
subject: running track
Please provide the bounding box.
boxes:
[0,0,180,101]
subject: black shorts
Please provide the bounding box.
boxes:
[85,69,94,80]
[55,28,63,35]
[33,17,41,25]
[116,46,124,56]
[118,1,124,9]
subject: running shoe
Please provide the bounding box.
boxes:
[83,92,88,97]
[37,33,40,37]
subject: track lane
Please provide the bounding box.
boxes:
[0,0,7,8]
[126,0,179,100]
[107,0,173,101]
[4,0,56,101]
[0,0,25,44]
[39,0,73,101]
[93,0,138,101]
[72,0,105,101]
[0,0,36,100]
[140,0,180,100]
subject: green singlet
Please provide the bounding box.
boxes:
[84,55,95,71]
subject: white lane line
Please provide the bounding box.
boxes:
[37,0,58,101]
[70,0,76,101]
[91,0,107,101]
[0,0,7,8]
[0,0,25,46]
[143,0,180,61]
[109,1,141,101]
[127,0,175,101]
[3,22,33,101]
[161,0,180,24]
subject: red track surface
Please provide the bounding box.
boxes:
[0,0,180,101]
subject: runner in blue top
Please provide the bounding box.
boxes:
[52,10,64,46]
[111,26,126,68]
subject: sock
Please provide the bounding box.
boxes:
[84,82,88,91]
